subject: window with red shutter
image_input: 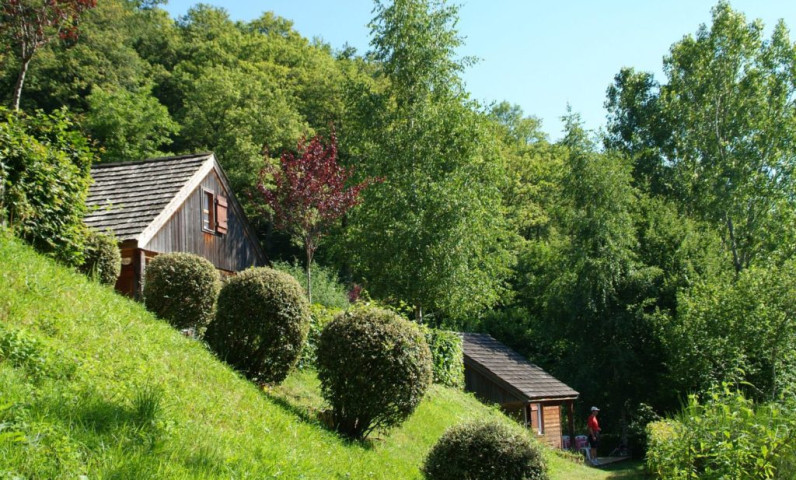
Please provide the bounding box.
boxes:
[216,195,228,234]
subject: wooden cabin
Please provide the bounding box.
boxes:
[461,333,579,448]
[84,153,266,297]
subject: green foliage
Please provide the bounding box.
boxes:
[345,0,515,322]
[0,107,93,266]
[669,260,796,400]
[143,253,220,331]
[645,387,796,480]
[422,421,548,480]
[422,327,464,388]
[521,113,663,421]
[204,267,310,384]
[272,260,350,309]
[86,85,179,162]
[79,229,121,285]
[2,0,149,113]
[606,2,796,273]
[297,304,341,370]
[0,324,49,380]
[167,6,346,195]
[316,306,433,439]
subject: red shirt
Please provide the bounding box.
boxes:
[588,414,600,434]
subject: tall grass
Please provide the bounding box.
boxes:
[272,259,350,308]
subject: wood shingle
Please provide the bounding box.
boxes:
[85,153,211,241]
[462,333,578,402]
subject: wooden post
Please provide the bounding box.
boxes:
[134,249,146,300]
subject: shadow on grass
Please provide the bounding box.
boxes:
[261,389,319,425]
[74,397,139,433]
[600,459,648,479]
[260,389,376,450]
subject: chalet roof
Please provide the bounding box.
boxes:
[85,153,214,243]
[461,333,579,402]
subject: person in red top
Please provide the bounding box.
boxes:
[587,406,601,464]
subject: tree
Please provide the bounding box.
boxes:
[257,131,375,303]
[344,0,515,323]
[606,2,796,273]
[0,0,97,110]
[86,85,179,162]
[0,107,94,266]
[670,260,796,401]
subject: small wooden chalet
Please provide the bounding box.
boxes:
[461,333,579,448]
[84,153,266,297]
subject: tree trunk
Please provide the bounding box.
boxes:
[415,304,423,324]
[305,242,313,304]
[726,213,742,274]
[12,54,32,112]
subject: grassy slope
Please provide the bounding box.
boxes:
[0,233,629,479]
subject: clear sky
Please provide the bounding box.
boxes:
[163,1,796,140]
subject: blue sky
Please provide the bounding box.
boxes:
[163,1,796,140]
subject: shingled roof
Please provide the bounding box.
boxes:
[462,333,579,402]
[85,153,214,243]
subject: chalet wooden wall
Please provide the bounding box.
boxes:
[542,404,562,448]
[464,364,524,405]
[143,171,261,271]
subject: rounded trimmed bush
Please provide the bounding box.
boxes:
[143,253,220,331]
[423,421,548,480]
[80,230,121,286]
[317,307,433,439]
[204,267,310,384]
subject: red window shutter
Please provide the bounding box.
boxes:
[216,195,228,234]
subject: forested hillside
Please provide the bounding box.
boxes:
[2,0,796,476]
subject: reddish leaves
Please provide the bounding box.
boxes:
[2,0,97,53]
[256,130,379,257]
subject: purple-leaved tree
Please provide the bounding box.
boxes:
[257,131,378,303]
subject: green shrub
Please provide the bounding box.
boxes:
[204,267,311,384]
[80,230,121,286]
[422,327,464,388]
[0,324,76,380]
[143,253,220,331]
[0,324,48,379]
[645,387,796,479]
[0,107,93,266]
[423,421,548,480]
[317,306,433,439]
[272,260,350,309]
[297,304,341,370]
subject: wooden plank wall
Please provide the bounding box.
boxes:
[464,365,524,405]
[542,404,562,448]
[142,171,262,271]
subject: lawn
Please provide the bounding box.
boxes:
[0,232,633,479]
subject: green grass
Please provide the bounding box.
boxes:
[0,232,641,479]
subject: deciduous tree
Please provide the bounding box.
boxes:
[1,0,97,110]
[606,2,796,273]
[345,0,515,323]
[257,131,375,303]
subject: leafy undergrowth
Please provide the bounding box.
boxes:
[0,232,612,479]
